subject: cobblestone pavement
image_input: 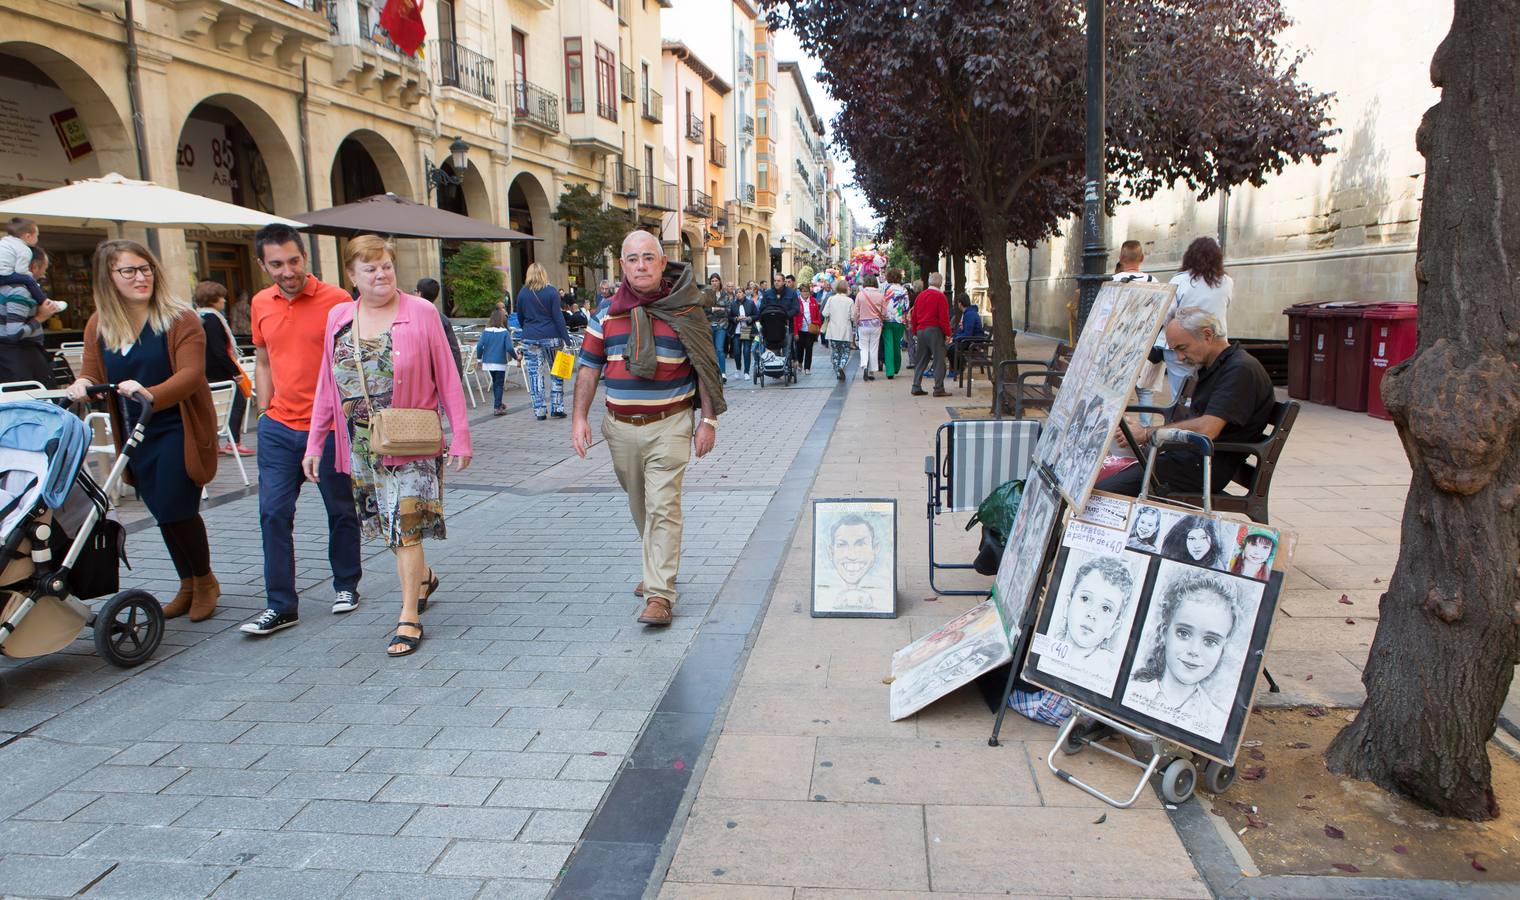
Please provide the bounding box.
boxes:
[0,363,838,899]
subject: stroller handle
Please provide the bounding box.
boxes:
[84,384,154,429]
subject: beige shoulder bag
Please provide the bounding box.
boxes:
[350,315,444,457]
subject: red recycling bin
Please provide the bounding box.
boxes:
[1282,301,1332,400]
[1333,304,1385,412]
[1364,303,1418,420]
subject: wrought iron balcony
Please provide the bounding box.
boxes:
[795,218,820,245]
[686,114,704,144]
[620,64,635,102]
[611,162,640,197]
[710,138,727,168]
[597,98,618,122]
[511,81,560,133]
[742,183,756,204]
[433,38,495,101]
[740,54,754,79]
[686,188,713,218]
[644,175,678,210]
[741,114,755,136]
[642,87,663,122]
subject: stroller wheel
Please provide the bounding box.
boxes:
[93,589,164,668]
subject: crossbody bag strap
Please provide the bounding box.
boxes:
[349,315,374,412]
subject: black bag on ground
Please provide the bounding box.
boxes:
[967,479,1024,576]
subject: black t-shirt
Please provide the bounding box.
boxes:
[1190,344,1275,464]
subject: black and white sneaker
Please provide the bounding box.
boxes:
[239,609,298,636]
[332,591,359,614]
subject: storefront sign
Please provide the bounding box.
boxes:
[0,75,99,187]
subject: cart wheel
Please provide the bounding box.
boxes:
[93,589,163,668]
[1061,724,1088,755]
[1160,758,1197,804]
[1201,760,1236,795]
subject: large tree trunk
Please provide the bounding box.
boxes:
[975,205,1016,369]
[1324,0,1520,820]
[951,253,967,302]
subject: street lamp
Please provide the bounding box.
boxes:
[1075,0,1107,327]
[425,136,470,201]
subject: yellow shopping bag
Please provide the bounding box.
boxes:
[550,349,576,380]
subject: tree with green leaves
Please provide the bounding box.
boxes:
[551,184,634,273]
[442,244,503,317]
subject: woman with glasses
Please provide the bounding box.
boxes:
[66,240,220,622]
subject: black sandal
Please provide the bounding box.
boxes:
[419,569,440,613]
[387,621,424,657]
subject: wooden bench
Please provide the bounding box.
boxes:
[992,342,1072,418]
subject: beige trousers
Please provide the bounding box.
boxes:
[602,411,693,603]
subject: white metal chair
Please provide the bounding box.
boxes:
[83,411,121,503]
[207,380,249,487]
[457,345,483,408]
[59,342,84,379]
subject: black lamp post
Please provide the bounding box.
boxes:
[1075,0,1107,327]
[425,136,470,201]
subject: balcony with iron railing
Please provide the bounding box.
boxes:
[597,97,618,122]
[433,38,495,102]
[741,114,755,137]
[710,138,727,168]
[611,162,641,197]
[644,175,678,211]
[642,86,663,122]
[620,63,635,102]
[795,218,820,246]
[740,54,754,80]
[685,114,704,144]
[742,183,756,204]
[686,188,713,218]
[510,81,560,133]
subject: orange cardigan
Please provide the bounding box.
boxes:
[81,310,218,487]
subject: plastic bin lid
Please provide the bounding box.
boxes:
[1306,301,1385,317]
[1282,300,1337,314]
[1362,302,1418,320]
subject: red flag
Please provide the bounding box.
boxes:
[380,0,426,57]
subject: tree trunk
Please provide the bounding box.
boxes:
[1324,0,1520,821]
[975,205,1016,368]
[914,254,936,286]
[951,253,967,302]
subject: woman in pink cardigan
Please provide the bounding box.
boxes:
[303,235,472,657]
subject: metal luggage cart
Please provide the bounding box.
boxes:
[1044,427,1237,808]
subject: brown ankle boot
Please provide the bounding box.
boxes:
[161,579,193,619]
[189,573,220,622]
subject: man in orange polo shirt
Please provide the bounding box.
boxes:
[239,224,362,637]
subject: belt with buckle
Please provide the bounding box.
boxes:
[608,407,689,427]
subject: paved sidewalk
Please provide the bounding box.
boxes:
[0,367,836,899]
[657,338,1424,898]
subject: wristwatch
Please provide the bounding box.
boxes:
[701,417,719,429]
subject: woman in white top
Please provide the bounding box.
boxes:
[1161,237,1233,399]
[821,281,856,381]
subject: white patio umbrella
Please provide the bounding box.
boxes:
[0,172,306,234]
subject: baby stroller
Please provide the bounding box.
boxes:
[0,390,161,669]
[753,307,796,386]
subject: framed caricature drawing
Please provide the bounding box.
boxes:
[811,498,897,618]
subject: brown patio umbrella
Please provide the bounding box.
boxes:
[293,193,540,241]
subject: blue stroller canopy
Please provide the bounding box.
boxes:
[0,401,90,510]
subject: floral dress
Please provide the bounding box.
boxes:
[332,322,446,548]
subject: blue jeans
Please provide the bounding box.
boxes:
[257,416,362,616]
[521,338,564,415]
[735,334,752,373]
[490,370,506,409]
[712,327,728,375]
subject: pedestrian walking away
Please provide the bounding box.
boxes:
[910,272,952,397]
[304,235,473,657]
[476,307,521,415]
[571,230,726,627]
[1160,237,1233,401]
[881,267,910,379]
[68,240,221,622]
[240,224,363,637]
[821,279,855,380]
[853,274,887,381]
[516,262,572,420]
[193,280,253,455]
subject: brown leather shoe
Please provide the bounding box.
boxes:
[633,581,644,597]
[189,573,220,622]
[637,597,672,626]
[161,579,193,619]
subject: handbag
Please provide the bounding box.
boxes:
[350,317,443,457]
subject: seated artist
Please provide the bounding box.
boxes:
[1095,307,1275,498]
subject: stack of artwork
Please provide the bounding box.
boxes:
[889,599,1012,720]
[1024,492,1293,763]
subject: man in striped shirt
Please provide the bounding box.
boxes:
[572,230,723,626]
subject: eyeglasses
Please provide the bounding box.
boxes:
[113,265,154,280]
[621,253,659,266]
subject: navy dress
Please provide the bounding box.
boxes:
[101,323,200,524]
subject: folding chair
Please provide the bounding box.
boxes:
[207,381,249,487]
[924,418,1042,596]
[457,345,482,408]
